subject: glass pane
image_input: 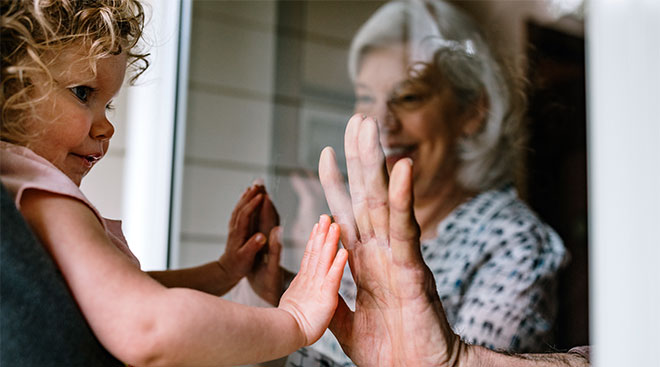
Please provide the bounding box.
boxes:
[175,0,386,271]
[174,0,588,362]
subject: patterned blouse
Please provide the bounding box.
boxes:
[286,184,567,366]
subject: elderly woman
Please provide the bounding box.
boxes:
[288,0,568,365]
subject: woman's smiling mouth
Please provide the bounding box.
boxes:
[383,144,416,167]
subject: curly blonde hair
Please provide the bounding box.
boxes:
[1,0,149,145]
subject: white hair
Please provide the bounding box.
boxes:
[349,0,522,191]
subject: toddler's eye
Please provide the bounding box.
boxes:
[70,86,94,102]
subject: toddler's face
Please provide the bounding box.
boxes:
[25,48,127,186]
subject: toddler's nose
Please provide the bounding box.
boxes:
[91,117,115,141]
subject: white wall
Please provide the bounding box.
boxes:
[588,0,660,366]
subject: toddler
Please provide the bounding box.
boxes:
[0,0,347,365]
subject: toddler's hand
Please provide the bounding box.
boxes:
[218,185,268,284]
[247,193,285,306]
[247,225,286,306]
[278,214,348,346]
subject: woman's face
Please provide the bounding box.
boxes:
[354,45,466,200]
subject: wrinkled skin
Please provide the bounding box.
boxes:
[319,114,465,367]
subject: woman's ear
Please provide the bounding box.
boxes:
[461,92,489,137]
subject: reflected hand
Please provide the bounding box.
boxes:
[247,191,287,306]
[319,115,464,366]
[218,185,268,286]
[248,226,285,306]
[254,183,280,240]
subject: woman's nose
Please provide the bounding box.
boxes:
[90,116,115,141]
[374,102,399,133]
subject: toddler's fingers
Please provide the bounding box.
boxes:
[299,223,319,273]
[259,194,280,230]
[312,214,332,254]
[306,215,331,272]
[230,185,260,227]
[266,226,282,269]
[321,248,348,295]
[315,223,341,277]
[234,193,263,241]
[237,232,268,259]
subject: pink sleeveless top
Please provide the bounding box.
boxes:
[0,141,140,268]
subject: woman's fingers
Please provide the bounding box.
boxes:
[329,295,354,344]
[358,118,390,244]
[344,114,374,241]
[319,147,359,249]
[388,158,422,265]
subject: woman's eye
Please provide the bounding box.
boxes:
[105,101,115,111]
[389,92,428,110]
[70,86,93,102]
[355,95,374,105]
[399,94,423,103]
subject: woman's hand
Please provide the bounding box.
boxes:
[278,214,348,346]
[319,115,466,367]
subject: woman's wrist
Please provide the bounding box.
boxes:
[464,345,590,367]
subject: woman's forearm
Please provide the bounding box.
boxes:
[465,345,590,367]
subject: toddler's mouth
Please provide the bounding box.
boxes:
[72,152,102,166]
[84,154,101,163]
